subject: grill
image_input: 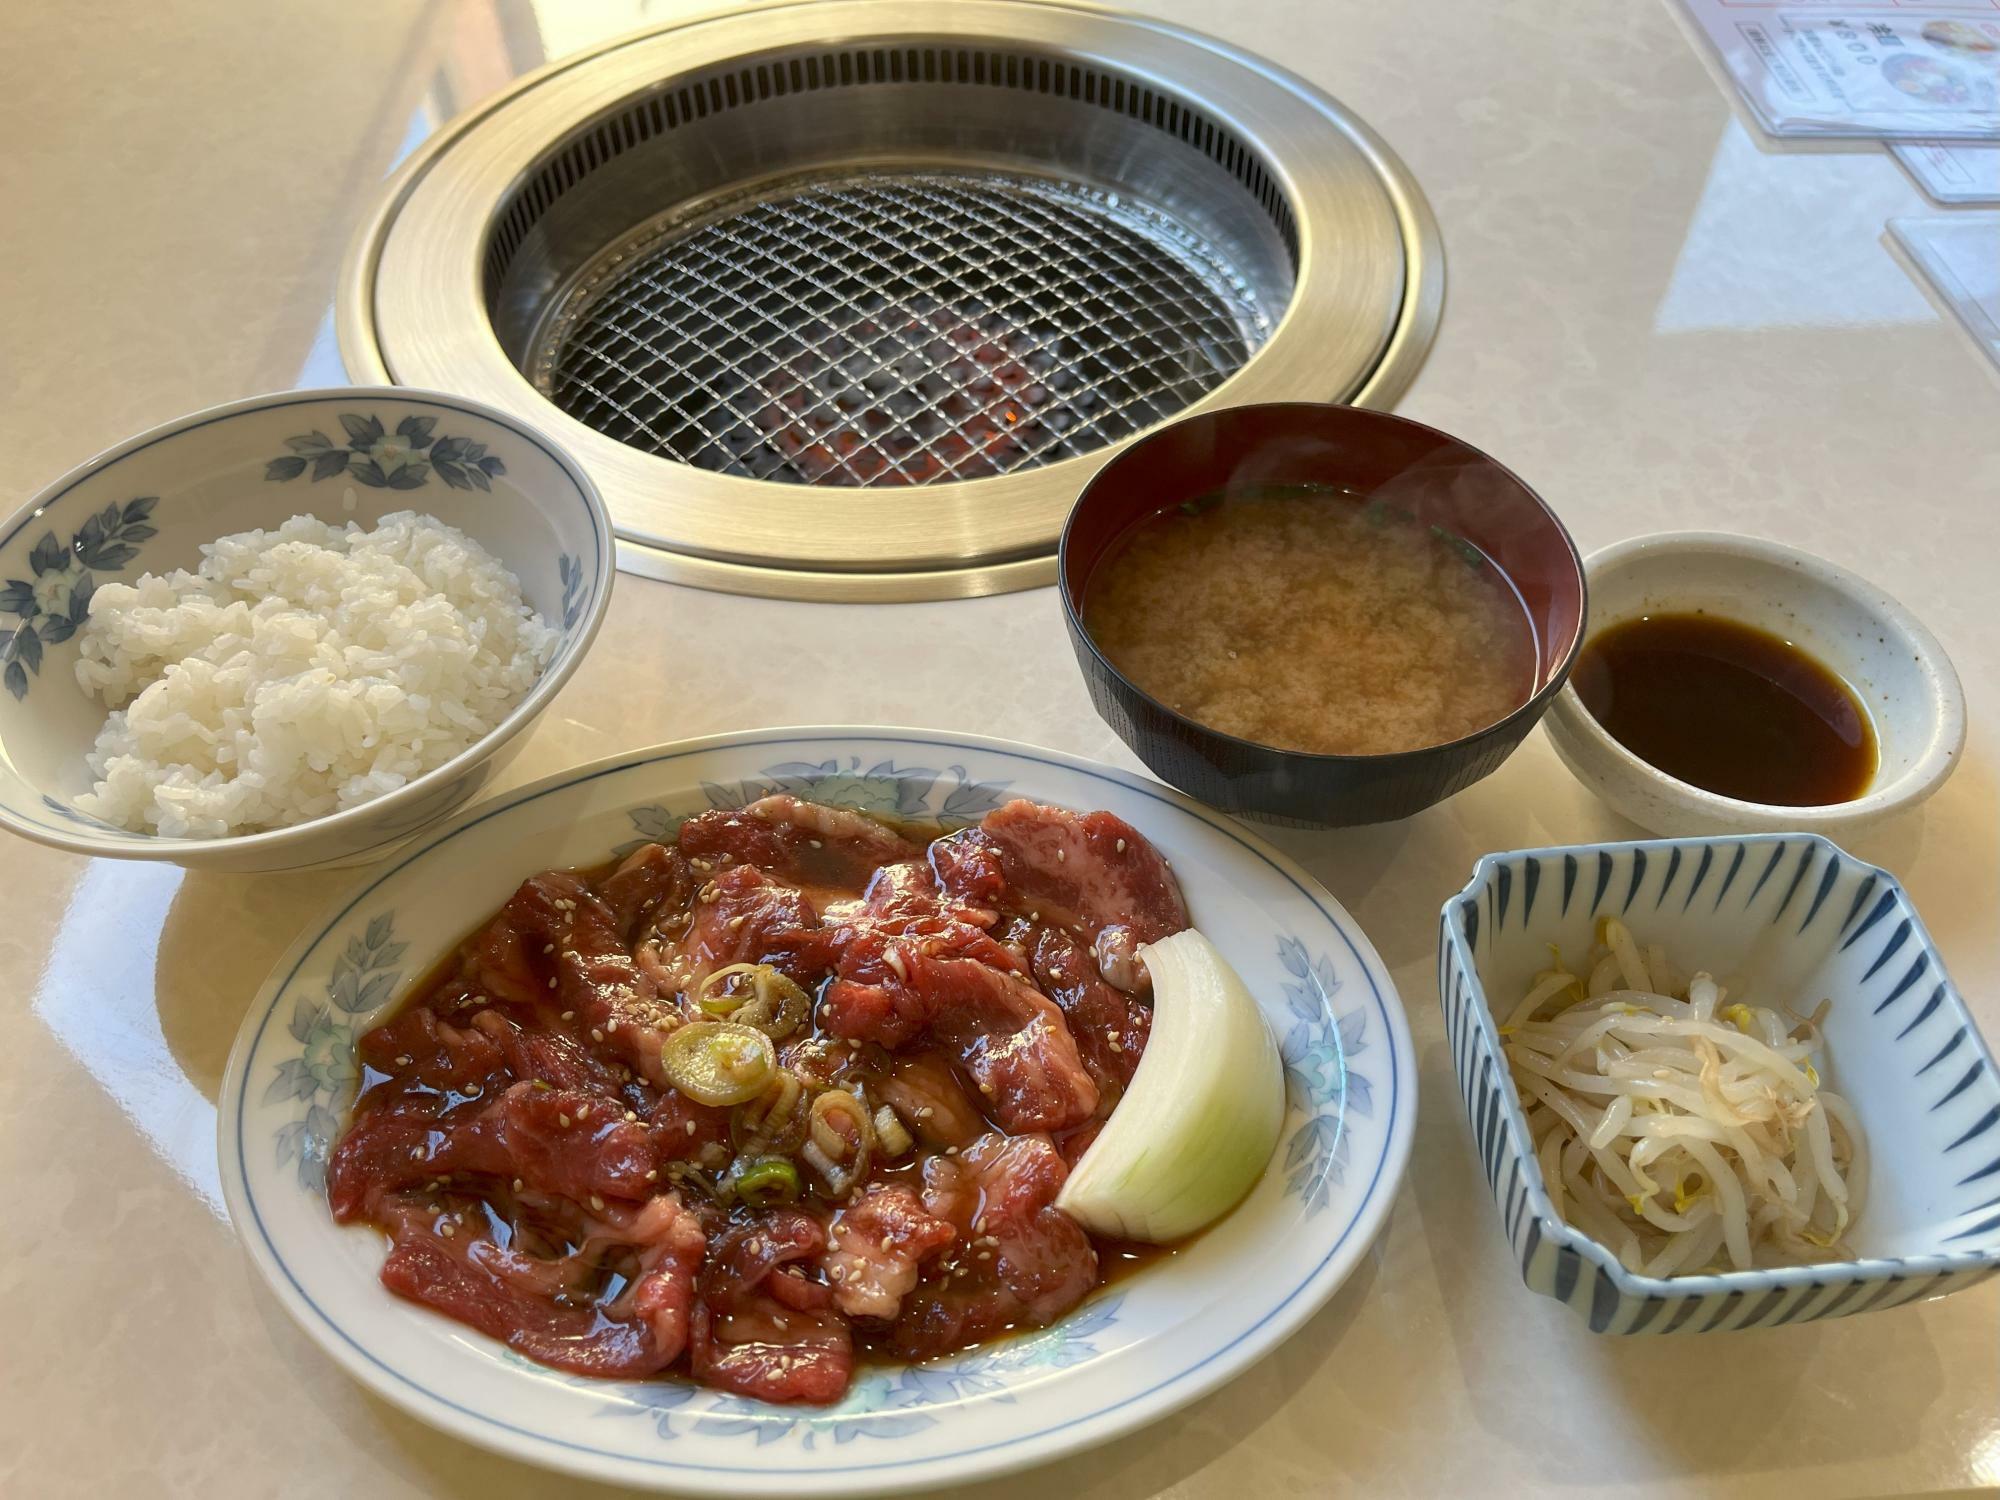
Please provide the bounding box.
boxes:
[339,1,1441,600]
[536,172,1266,486]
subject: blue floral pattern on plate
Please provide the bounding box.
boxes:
[235,737,1406,1482]
[268,911,406,1191]
[617,757,1014,854]
[0,496,156,699]
[1275,937,1370,1212]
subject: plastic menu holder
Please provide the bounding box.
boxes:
[1676,1,2000,138]
[1888,214,2000,370]
[1892,139,2000,201]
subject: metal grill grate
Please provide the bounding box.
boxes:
[535,171,1270,486]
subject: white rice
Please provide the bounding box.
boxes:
[73,510,556,838]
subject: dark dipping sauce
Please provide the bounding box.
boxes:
[1573,613,1876,805]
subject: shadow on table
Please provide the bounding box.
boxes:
[153,864,361,1101]
[1410,1041,1951,1489]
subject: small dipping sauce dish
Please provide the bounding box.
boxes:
[1543,532,1965,837]
[1060,403,1585,827]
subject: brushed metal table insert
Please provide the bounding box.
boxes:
[339,1,1442,601]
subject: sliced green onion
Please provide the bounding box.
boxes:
[873,1104,913,1158]
[731,1070,806,1156]
[810,1087,870,1160]
[697,963,811,1040]
[804,1087,873,1195]
[659,1021,777,1107]
[729,1156,801,1208]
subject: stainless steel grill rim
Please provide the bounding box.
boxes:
[339,0,1442,601]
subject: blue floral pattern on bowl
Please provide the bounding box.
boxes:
[265,412,508,491]
[264,411,585,632]
[558,553,587,631]
[0,387,614,872]
[0,496,156,700]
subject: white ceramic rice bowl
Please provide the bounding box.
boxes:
[0,387,613,872]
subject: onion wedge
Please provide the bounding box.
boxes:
[1055,929,1283,1242]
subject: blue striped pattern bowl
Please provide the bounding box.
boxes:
[1439,834,2000,1333]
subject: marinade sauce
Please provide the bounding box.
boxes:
[1572,613,1876,806]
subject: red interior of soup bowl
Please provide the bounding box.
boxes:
[1059,403,1586,826]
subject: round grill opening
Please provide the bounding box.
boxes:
[345,2,1439,599]
[533,171,1271,487]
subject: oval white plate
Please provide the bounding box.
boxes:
[219,728,1416,1495]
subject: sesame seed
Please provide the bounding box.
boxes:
[607,1019,620,1033]
[974,1218,987,1233]
[1056,848,1065,862]
[547,977,558,989]
[1108,1040,1123,1053]
[645,1169,659,1181]
[774,1315,790,1331]
[590,1195,605,1211]
[625,1110,638,1122]
[558,1113,571,1127]
[543,944,555,954]
[976,1250,991,1260]
[809,840,822,849]
[729,914,747,930]
[880,1236,894,1252]
[512,1178,524,1191]
[394,1055,412,1068]
[577,1104,592,1120]
[1116,839,1126,853]
[685,1120,697,1135]
[592,1028,604,1041]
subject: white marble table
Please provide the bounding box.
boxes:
[3,1,1996,1495]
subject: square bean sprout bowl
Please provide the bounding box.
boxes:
[1438,834,2000,1333]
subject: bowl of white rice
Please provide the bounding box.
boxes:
[0,387,613,872]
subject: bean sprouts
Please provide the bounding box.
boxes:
[1502,918,1866,1273]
